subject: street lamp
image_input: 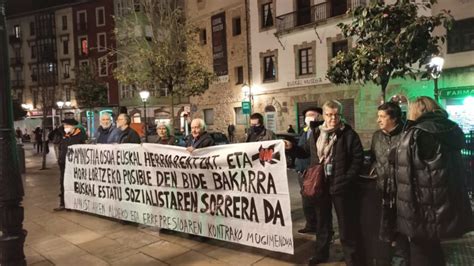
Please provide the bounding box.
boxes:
[65,101,71,108]
[0,0,27,264]
[57,100,64,122]
[139,90,150,142]
[428,56,444,102]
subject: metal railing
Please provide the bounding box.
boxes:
[276,0,366,35]
[11,80,24,88]
[463,131,474,199]
[10,57,23,66]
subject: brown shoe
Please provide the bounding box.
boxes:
[53,206,66,212]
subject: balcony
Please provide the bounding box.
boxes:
[9,34,22,44]
[10,57,23,66]
[77,23,87,32]
[11,80,25,88]
[275,0,366,35]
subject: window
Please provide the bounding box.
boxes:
[31,45,36,59]
[78,36,88,55]
[97,33,107,51]
[98,57,108,76]
[64,63,70,78]
[62,40,68,55]
[96,7,105,26]
[235,66,243,85]
[332,40,348,57]
[203,109,214,125]
[65,86,71,100]
[298,47,313,75]
[199,28,207,45]
[263,55,276,81]
[33,90,38,108]
[79,59,89,67]
[261,2,274,28]
[29,22,35,36]
[134,0,141,12]
[448,18,474,54]
[31,68,38,81]
[77,10,87,30]
[14,25,21,38]
[62,15,68,30]
[232,17,241,36]
[234,107,246,125]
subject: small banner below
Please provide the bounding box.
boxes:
[64,140,294,254]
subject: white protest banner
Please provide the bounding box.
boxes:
[64,140,294,254]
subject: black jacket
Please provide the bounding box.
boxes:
[396,111,473,239]
[292,123,363,195]
[370,123,403,190]
[246,127,276,142]
[185,132,214,148]
[95,125,120,144]
[58,128,86,164]
[118,127,141,144]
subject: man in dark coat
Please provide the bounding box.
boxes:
[245,113,276,142]
[54,119,86,211]
[288,100,364,266]
[95,112,120,144]
[185,118,214,153]
[396,96,473,266]
[116,113,141,144]
[227,123,235,143]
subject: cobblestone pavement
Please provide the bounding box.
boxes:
[19,143,473,265]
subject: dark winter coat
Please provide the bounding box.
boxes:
[58,128,86,164]
[371,123,403,190]
[292,123,364,195]
[118,127,141,144]
[396,111,473,239]
[246,127,276,142]
[185,132,214,148]
[95,125,121,144]
[156,136,176,145]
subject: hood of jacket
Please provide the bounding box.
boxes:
[412,111,465,150]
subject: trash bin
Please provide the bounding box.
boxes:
[17,143,26,174]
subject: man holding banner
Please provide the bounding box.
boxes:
[55,119,86,211]
[185,118,214,153]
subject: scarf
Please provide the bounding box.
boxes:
[316,122,344,165]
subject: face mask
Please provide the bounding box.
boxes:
[305,116,315,126]
[251,125,264,134]
[64,127,73,134]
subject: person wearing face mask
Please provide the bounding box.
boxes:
[94,112,121,144]
[294,107,323,234]
[185,118,214,153]
[245,113,276,142]
[287,100,364,266]
[55,119,87,211]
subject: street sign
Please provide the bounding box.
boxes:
[242,101,251,114]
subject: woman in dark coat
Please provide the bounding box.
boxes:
[395,96,473,265]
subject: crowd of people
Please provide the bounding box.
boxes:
[285,97,473,266]
[44,96,472,266]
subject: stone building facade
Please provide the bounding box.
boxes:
[186,0,250,141]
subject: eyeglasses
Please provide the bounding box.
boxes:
[324,113,340,118]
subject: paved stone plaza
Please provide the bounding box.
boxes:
[20,143,473,265]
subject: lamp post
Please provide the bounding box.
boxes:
[139,90,150,142]
[428,56,444,102]
[0,0,27,264]
[56,101,64,123]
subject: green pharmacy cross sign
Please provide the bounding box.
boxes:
[242,101,251,115]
